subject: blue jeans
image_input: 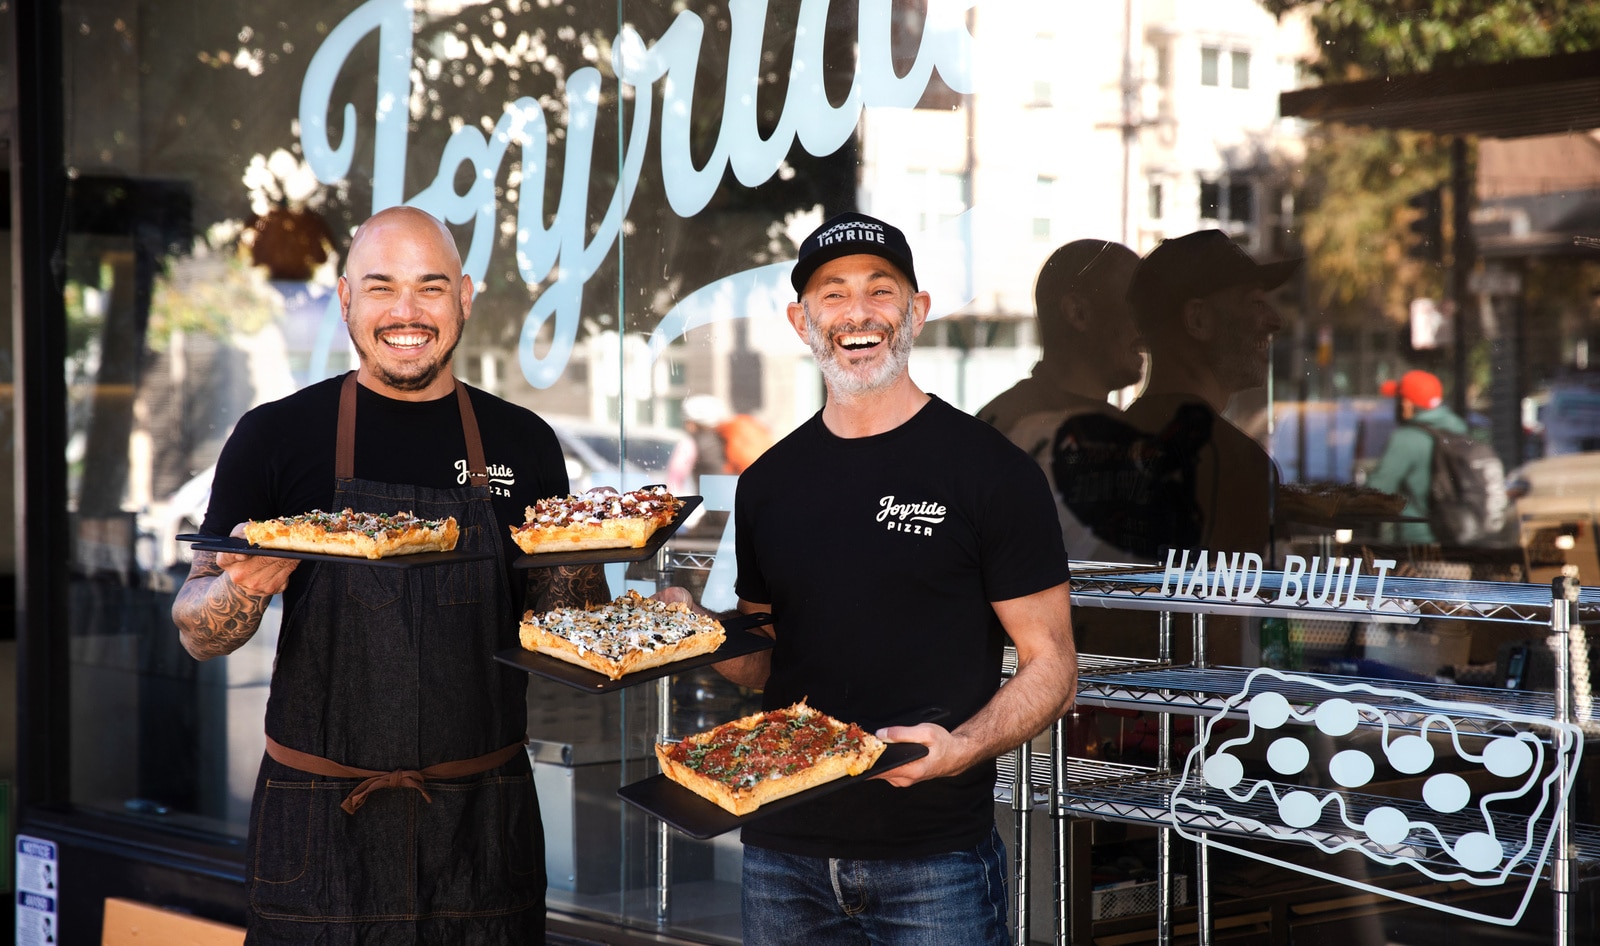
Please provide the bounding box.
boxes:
[741,827,1010,946]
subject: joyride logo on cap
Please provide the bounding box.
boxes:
[791,211,918,296]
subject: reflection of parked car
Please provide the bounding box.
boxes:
[1505,450,1600,584]
[1505,451,1600,521]
[544,417,690,493]
[1522,376,1600,459]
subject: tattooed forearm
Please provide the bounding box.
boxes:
[537,564,610,611]
[171,552,271,661]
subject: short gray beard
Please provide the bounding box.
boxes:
[805,301,916,400]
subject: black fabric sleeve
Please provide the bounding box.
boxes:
[732,474,770,605]
[979,448,1072,603]
[200,408,278,537]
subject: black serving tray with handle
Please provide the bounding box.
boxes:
[618,705,949,839]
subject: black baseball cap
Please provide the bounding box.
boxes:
[1127,229,1301,319]
[790,211,918,296]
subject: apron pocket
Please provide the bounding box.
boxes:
[432,544,490,606]
[251,779,414,920]
[414,774,544,916]
[344,565,406,611]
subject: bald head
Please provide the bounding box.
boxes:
[345,206,463,278]
[1033,240,1139,353]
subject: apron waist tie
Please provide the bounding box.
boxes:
[265,735,530,815]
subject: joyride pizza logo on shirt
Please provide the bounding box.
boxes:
[454,459,518,498]
[876,495,947,536]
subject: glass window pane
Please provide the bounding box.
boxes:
[1201,45,1220,86]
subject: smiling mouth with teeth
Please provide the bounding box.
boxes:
[379,329,436,350]
[837,332,886,351]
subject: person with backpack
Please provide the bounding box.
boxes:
[1367,369,1506,545]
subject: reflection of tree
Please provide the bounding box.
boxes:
[117,1,877,351]
[1265,1,1600,331]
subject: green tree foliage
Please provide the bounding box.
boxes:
[1265,1,1600,327]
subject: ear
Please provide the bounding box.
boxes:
[337,276,352,322]
[1181,298,1213,340]
[459,274,475,321]
[908,290,931,338]
[1061,293,1091,332]
[786,300,809,343]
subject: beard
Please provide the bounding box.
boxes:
[350,318,463,393]
[805,302,916,400]
[1207,331,1270,394]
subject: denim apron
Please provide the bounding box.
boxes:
[245,373,543,946]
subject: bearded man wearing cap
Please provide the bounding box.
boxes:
[659,211,1077,945]
[1121,228,1297,557]
[1367,369,1468,543]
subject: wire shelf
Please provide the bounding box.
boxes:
[1069,563,1600,626]
[1056,772,1600,874]
[1073,664,1596,736]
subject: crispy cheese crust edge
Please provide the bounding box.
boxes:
[510,516,665,553]
[242,517,459,559]
[655,703,888,817]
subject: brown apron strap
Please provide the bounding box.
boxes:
[265,734,528,815]
[336,372,359,480]
[334,373,487,487]
[454,379,489,487]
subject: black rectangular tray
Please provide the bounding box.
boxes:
[176,534,495,569]
[618,706,948,839]
[511,495,702,569]
[493,610,775,692]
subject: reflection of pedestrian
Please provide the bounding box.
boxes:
[978,239,1141,561]
[1367,370,1467,543]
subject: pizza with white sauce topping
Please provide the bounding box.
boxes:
[518,589,726,680]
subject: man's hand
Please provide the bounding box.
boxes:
[217,524,299,596]
[869,721,970,787]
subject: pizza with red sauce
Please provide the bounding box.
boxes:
[655,700,887,816]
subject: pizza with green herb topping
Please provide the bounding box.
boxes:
[241,508,459,560]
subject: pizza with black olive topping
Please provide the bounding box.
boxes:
[518,589,726,680]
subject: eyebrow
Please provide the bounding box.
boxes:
[359,272,452,284]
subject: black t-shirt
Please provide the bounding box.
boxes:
[734,396,1071,859]
[201,374,570,617]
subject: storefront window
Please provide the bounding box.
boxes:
[42,0,1600,941]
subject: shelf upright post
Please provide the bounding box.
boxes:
[1050,709,1071,946]
[1551,574,1579,946]
[654,545,674,926]
[1157,608,1174,946]
[1191,611,1211,946]
[1013,730,1033,946]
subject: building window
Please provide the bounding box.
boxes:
[1228,182,1254,223]
[1148,181,1164,219]
[1231,50,1250,89]
[1200,180,1221,219]
[1201,46,1220,86]
[1032,80,1053,105]
[1034,217,1052,240]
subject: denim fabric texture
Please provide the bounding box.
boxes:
[741,825,1010,946]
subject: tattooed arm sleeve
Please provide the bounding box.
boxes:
[531,564,611,611]
[171,551,274,660]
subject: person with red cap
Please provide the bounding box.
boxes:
[1367,369,1469,543]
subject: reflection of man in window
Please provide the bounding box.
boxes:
[977,239,1143,561]
[1121,229,1297,556]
